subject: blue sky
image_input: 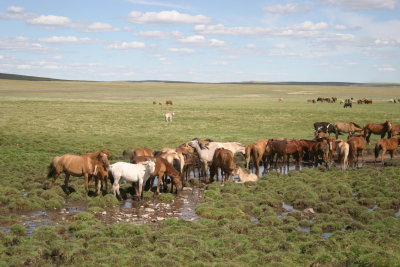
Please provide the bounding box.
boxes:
[0,0,399,82]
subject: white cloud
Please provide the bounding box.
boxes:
[378,67,396,72]
[27,15,71,26]
[0,37,54,53]
[274,43,287,49]
[335,24,348,30]
[374,39,400,46]
[262,3,310,13]
[168,47,195,53]
[324,0,398,10]
[135,30,182,39]
[293,21,328,31]
[0,55,4,60]
[17,64,32,69]
[179,35,226,46]
[127,10,211,24]
[83,22,119,32]
[39,36,92,44]
[7,6,25,13]
[246,44,257,49]
[125,0,190,10]
[106,41,146,49]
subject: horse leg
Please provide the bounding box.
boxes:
[84,173,90,193]
[381,148,386,165]
[64,173,70,193]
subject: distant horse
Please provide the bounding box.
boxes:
[374,137,400,164]
[47,149,109,193]
[165,100,173,105]
[164,112,175,122]
[364,120,392,144]
[343,102,352,108]
[348,135,366,167]
[334,122,363,139]
[133,156,183,194]
[109,160,156,200]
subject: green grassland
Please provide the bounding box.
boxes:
[0,79,399,266]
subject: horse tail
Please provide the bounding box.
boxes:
[374,142,381,160]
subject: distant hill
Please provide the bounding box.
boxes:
[0,73,66,81]
[1,73,399,87]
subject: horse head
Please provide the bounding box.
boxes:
[98,149,110,168]
[386,120,392,130]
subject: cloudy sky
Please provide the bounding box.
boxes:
[0,0,399,82]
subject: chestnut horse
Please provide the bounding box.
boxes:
[209,148,235,184]
[363,120,392,144]
[93,162,110,194]
[390,124,400,137]
[334,122,363,139]
[347,135,366,167]
[374,137,400,164]
[132,156,183,194]
[47,149,110,193]
[249,139,269,177]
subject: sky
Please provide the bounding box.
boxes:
[0,0,399,83]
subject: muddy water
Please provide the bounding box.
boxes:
[0,186,204,235]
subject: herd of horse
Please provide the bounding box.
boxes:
[47,119,399,201]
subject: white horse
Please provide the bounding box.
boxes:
[336,140,349,170]
[164,112,175,122]
[109,160,156,200]
[233,167,258,183]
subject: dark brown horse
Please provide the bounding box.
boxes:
[266,140,287,172]
[348,135,366,167]
[209,148,235,184]
[132,156,183,194]
[389,124,400,137]
[363,120,392,144]
[48,149,110,193]
[374,137,400,164]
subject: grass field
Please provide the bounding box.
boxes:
[0,79,399,265]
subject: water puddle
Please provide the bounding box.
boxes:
[368,205,379,212]
[395,209,400,217]
[297,226,311,233]
[322,232,332,238]
[250,217,259,223]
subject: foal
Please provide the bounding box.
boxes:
[164,112,175,122]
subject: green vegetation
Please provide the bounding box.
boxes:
[0,79,399,265]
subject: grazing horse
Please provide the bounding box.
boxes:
[266,140,287,172]
[312,139,331,167]
[133,156,183,194]
[335,140,349,170]
[165,100,173,105]
[334,122,363,139]
[390,124,400,137]
[347,135,367,167]
[109,160,156,200]
[374,137,400,164]
[363,120,392,144]
[209,148,235,184]
[47,149,110,193]
[233,167,258,183]
[343,102,352,108]
[313,122,335,135]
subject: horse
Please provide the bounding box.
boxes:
[347,135,366,167]
[123,148,153,161]
[313,122,335,135]
[390,124,400,137]
[132,156,183,194]
[233,167,258,183]
[343,102,352,108]
[165,100,173,105]
[374,137,400,164]
[164,112,175,122]
[109,160,156,200]
[245,143,254,170]
[209,148,235,184]
[334,122,363,139]
[249,139,269,176]
[335,140,349,170]
[312,138,331,167]
[93,161,110,194]
[266,140,287,172]
[47,149,109,193]
[363,120,392,144]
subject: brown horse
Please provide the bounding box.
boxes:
[209,148,235,184]
[389,124,400,137]
[245,143,254,171]
[374,137,400,164]
[334,122,363,139]
[47,149,110,193]
[93,161,110,194]
[347,135,366,167]
[284,139,303,170]
[249,139,269,177]
[123,148,153,161]
[363,120,392,144]
[132,156,183,194]
[266,140,287,172]
[165,100,173,105]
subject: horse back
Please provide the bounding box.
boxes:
[58,154,93,176]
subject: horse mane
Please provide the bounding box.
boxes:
[351,122,362,128]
